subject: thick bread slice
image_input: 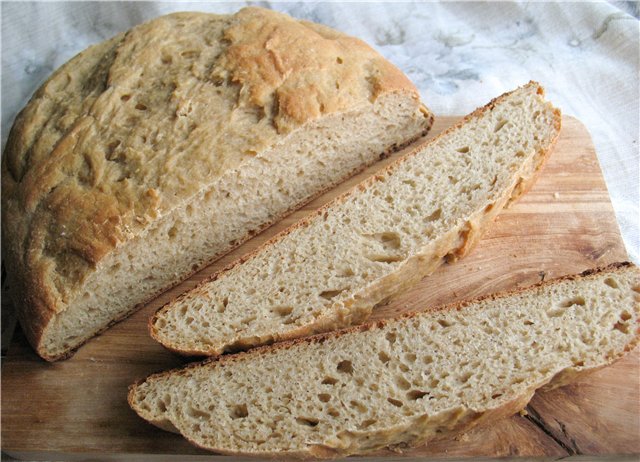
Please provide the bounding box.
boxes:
[150,81,562,356]
[130,263,640,458]
[1,7,432,361]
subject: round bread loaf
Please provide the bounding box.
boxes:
[2,7,432,360]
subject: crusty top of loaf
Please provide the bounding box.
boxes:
[1,7,419,312]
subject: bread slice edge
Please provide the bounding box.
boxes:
[130,261,639,458]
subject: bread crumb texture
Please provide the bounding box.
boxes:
[151,82,561,356]
[2,7,430,359]
[131,263,640,457]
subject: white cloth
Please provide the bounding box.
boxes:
[2,1,638,262]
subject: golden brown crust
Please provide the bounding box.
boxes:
[149,80,560,356]
[2,7,429,360]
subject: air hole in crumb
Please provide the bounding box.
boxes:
[365,232,401,250]
[621,311,632,321]
[403,179,417,188]
[336,57,343,64]
[407,390,429,401]
[273,306,293,317]
[423,355,434,364]
[399,363,409,372]
[167,225,179,239]
[515,150,525,158]
[387,397,403,407]
[573,360,585,367]
[158,400,167,412]
[437,319,453,328]
[328,408,340,417]
[179,306,188,316]
[456,146,470,153]
[337,360,353,374]
[386,332,397,344]
[322,377,338,385]
[405,353,417,363]
[491,393,503,399]
[359,419,377,429]
[180,50,200,59]
[296,417,319,427]
[121,94,131,101]
[561,296,586,307]
[604,278,619,289]
[338,267,355,277]
[524,320,534,326]
[396,376,411,390]
[230,404,248,419]
[106,140,121,158]
[429,378,440,388]
[218,296,229,313]
[448,175,459,185]
[318,394,331,403]
[378,351,391,363]
[135,103,148,111]
[494,119,508,132]
[367,254,403,263]
[459,372,473,384]
[426,208,442,222]
[613,321,629,334]
[350,400,367,413]
[319,289,346,300]
[187,406,210,420]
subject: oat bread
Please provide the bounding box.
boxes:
[1,7,433,361]
[131,262,640,457]
[150,82,562,356]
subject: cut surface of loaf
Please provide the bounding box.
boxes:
[151,81,562,356]
[1,7,432,360]
[130,263,640,458]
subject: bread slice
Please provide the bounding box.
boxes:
[150,81,562,356]
[131,262,640,457]
[1,7,433,361]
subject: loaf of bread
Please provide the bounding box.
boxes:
[130,262,640,457]
[150,81,561,356]
[1,7,433,360]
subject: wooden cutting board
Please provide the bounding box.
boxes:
[2,116,638,461]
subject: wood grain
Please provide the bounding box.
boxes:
[2,116,638,461]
